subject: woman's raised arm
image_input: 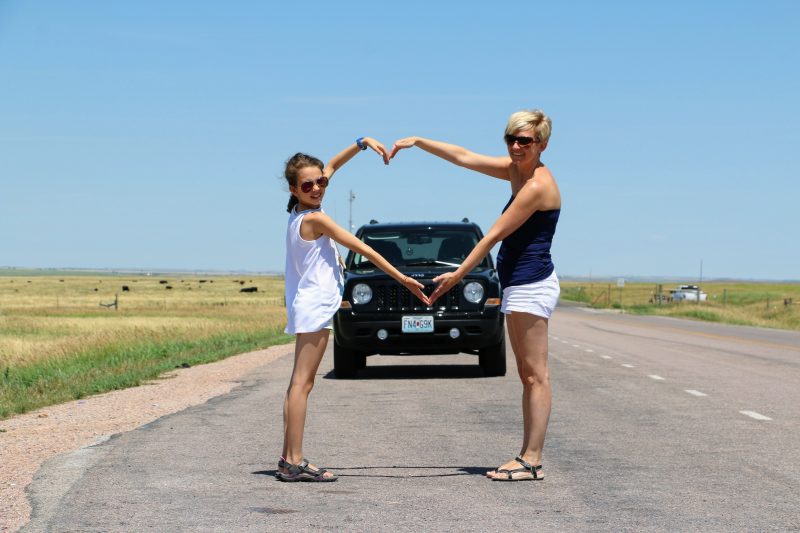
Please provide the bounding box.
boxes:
[390,136,510,181]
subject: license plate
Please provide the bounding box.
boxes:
[402,315,434,333]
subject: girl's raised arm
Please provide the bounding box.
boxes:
[324,137,389,180]
[390,136,510,181]
[305,212,430,306]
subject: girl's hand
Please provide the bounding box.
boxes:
[402,276,431,307]
[389,137,417,160]
[363,137,390,165]
[429,271,461,306]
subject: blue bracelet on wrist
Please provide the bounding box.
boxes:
[356,137,367,150]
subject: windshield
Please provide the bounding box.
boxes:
[349,228,490,269]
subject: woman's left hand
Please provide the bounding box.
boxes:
[429,271,461,306]
[363,137,390,165]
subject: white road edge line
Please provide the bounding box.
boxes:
[739,410,772,421]
[685,389,707,397]
[585,349,594,353]
[572,344,581,348]
[647,375,666,381]
[621,364,635,368]
[600,355,613,360]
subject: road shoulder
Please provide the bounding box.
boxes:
[0,342,293,533]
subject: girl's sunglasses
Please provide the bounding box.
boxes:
[504,134,539,146]
[299,175,329,193]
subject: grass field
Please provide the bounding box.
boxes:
[0,273,292,419]
[3,272,797,420]
[560,280,800,331]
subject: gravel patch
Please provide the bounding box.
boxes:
[0,343,293,532]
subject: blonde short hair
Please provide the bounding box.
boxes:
[504,109,552,143]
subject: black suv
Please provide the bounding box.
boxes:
[332,220,505,378]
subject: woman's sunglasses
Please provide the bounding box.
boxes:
[299,175,329,193]
[504,134,540,146]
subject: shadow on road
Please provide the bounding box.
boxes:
[323,364,488,380]
[254,466,489,478]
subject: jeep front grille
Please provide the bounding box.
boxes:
[372,282,463,312]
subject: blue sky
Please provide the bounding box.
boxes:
[1,1,798,280]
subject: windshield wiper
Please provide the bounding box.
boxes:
[404,260,460,267]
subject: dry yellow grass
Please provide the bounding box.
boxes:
[560,280,800,331]
[0,274,288,366]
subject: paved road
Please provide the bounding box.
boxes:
[23,304,800,532]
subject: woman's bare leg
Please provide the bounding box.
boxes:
[280,329,333,477]
[488,312,551,479]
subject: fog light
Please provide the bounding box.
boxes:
[449,328,460,339]
[377,329,388,340]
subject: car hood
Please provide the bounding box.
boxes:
[344,265,496,282]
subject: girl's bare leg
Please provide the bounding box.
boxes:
[279,329,333,478]
[488,312,551,480]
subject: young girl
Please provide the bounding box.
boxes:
[278,137,430,482]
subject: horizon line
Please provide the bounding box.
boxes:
[1,266,797,284]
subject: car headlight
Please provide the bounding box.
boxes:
[463,281,484,303]
[351,283,373,305]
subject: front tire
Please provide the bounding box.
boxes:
[479,335,507,377]
[333,339,358,379]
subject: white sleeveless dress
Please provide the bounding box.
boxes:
[284,206,343,334]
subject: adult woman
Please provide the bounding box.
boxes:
[390,109,560,481]
[279,139,429,481]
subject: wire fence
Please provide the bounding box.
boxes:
[561,282,799,311]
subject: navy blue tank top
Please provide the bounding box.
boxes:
[496,196,560,289]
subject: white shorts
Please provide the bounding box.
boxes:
[501,271,560,319]
[287,317,333,335]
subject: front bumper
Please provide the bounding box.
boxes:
[333,307,504,355]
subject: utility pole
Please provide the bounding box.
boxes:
[349,190,356,233]
[698,259,703,305]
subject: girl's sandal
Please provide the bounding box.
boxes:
[277,458,338,482]
[491,456,544,482]
[275,456,288,478]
